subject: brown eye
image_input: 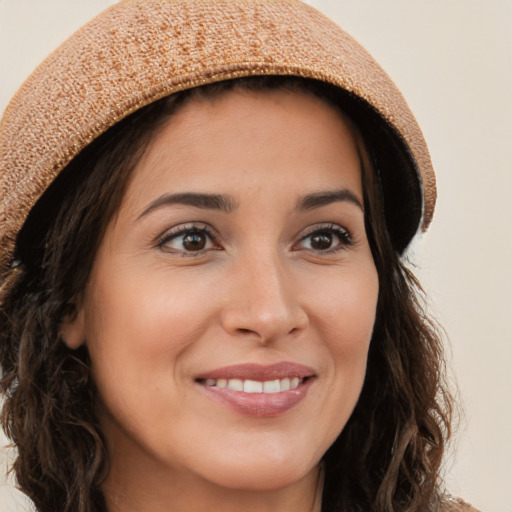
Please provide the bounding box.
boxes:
[158,225,218,254]
[296,225,353,253]
[310,232,334,250]
[182,231,207,251]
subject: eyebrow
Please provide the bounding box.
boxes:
[138,192,237,219]
[297,189,363,212]
[138,187,362,220]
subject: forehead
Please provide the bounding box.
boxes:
[120,88,363,214]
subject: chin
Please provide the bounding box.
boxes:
[205,463,314,492]
[190,439,321,491]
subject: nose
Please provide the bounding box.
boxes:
[220,250,308,344]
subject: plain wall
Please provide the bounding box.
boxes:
[1,1,511,511]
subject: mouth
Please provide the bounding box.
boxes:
[197,376,305,393]
[195,362,316,417]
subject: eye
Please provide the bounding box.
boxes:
[295,224,353,253]
[157,224,219,254]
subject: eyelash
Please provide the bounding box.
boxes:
[294,224,354,253]
[156,223,220,256]
[156,223,354,256]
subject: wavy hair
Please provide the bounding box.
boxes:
[0,77,453,512]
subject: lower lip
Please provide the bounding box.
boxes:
[198,379,314,417]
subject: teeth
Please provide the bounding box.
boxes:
[227,379,243,391]
[280,378,290,391]
[203,377,303,393]
[244,380,263,393]
[262,379,280,393]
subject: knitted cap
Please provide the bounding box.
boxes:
[0,0,436,292]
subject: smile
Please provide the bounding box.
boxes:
[200,377,303,394]
[195,362,315,417]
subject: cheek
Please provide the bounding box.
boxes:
[296,261,378,451]
[308,262,378,400]
[86,263,216,350]
[309,263,378,348]
[81,267,221,438]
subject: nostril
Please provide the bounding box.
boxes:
[238,328,254,334]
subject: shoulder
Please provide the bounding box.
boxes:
[442,496,481,512]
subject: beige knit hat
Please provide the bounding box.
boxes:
[0,0,436,294]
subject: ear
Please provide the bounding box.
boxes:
[59,307,86,349]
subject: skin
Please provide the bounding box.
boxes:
[61,89,379,512]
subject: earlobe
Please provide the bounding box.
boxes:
[60,307,86,349]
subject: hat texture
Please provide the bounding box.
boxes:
[0,0,436,293]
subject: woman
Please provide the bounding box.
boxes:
[0,1,476,511]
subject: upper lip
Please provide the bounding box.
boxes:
[195,362,316,381]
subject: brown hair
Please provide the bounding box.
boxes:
[0,77,453,512]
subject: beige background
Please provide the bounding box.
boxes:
[1,1,511,511]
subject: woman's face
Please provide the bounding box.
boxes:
[63,89,379,495]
